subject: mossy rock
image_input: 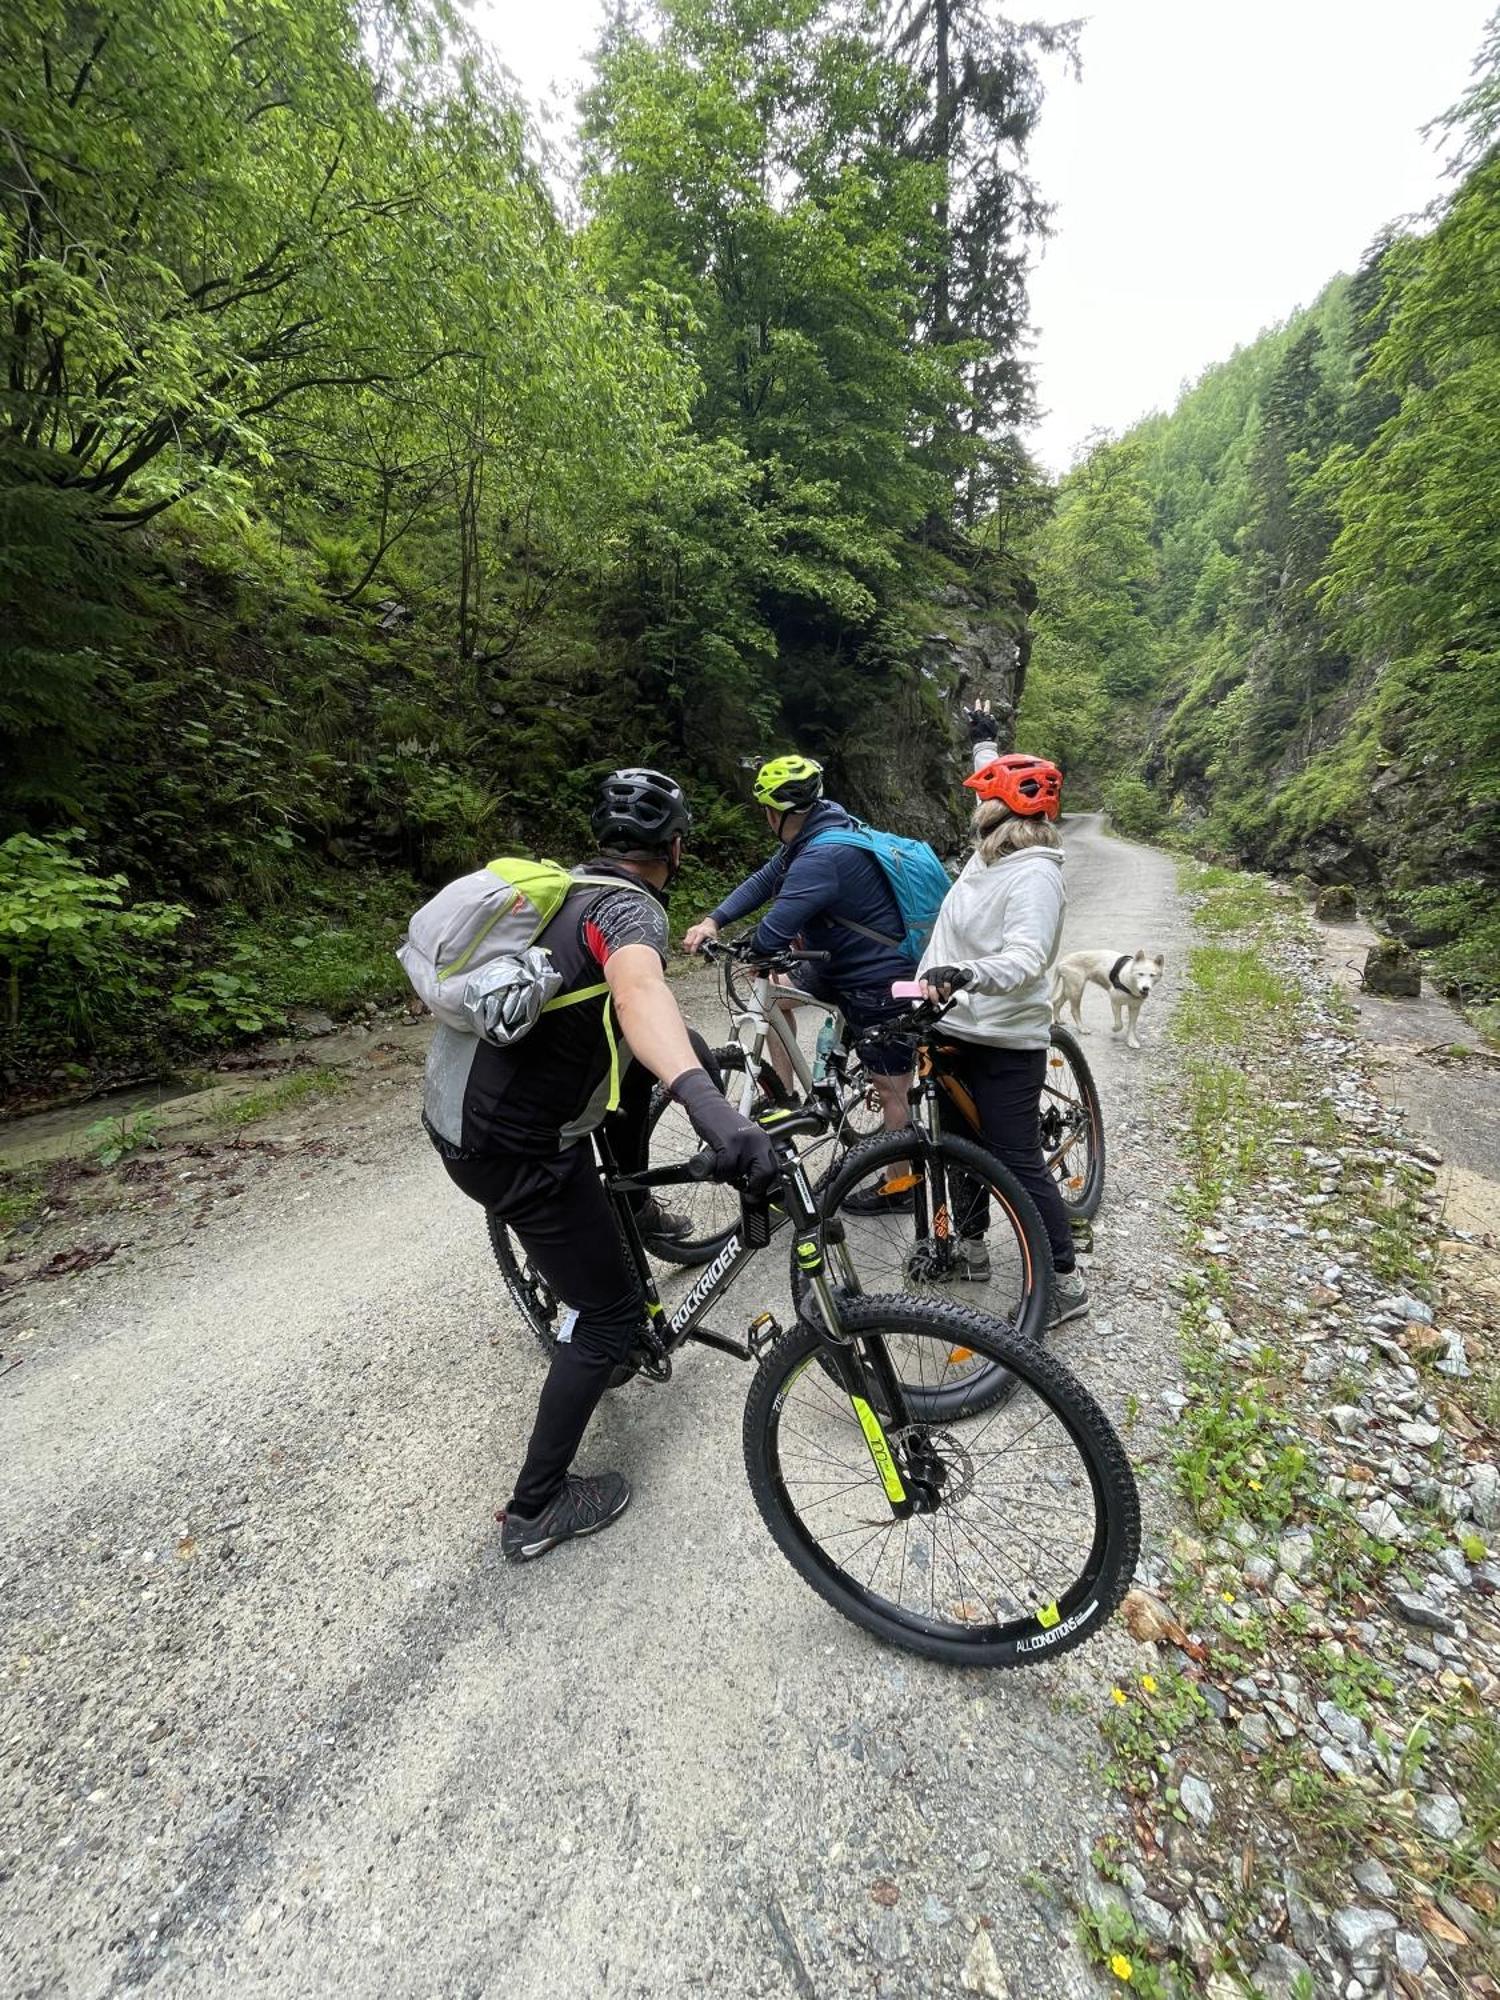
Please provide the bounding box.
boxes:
[1363,938,1422,998]
[1315,883,1358,921]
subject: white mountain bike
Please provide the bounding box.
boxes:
[646,938,888,1263]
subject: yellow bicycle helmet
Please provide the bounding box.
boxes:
[752,754,824,812]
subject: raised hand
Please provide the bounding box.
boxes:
[963,698,995,746]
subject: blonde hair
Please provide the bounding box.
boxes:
[972,800,1062,865]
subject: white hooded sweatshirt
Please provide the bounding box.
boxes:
[916,743,1066,1051]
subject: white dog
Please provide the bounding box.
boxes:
[1052,949,1167,1050]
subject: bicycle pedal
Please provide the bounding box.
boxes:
[747,1310,781,1357]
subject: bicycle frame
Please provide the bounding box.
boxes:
[605,1118,937,1524]
[722,962,841,1115]
[604,1114,847,1361]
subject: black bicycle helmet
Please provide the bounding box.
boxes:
[591,767,692,853]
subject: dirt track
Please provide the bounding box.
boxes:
[3,816,1189,2000]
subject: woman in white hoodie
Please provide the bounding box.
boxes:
[915,725,1088,1325]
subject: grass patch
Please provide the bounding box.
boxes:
[1177,1057,1278,1214]
[216,1065,348,1128]
[0,1172,43,1232]
[1173,944,1296,1047]
[1178,861,1284,936]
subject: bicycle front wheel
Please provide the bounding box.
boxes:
[743,1296,1139,1667]
[801,1128,1052,1404]
[1044,1027,1106,1220]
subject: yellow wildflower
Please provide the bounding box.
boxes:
[1110,1686,1127,1706]
[1140,1673,1158,1694]
[1110,1953,1134,1982]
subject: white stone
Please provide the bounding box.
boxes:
[1394,1932,1428,1975]
[1278,1528,1314,1577]
[1416,1792,1463,1841]
[1179,1773,1214,1826]
[1333,1906,1397,1961]
[1468,1462,1500,1528]
[1357,1499,1408,1544]
[960,1928,1010,1999]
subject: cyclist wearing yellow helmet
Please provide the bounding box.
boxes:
[683,754,917,1169]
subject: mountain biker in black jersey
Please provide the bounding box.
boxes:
[425,769,779,1562]
[681,754,916,1203]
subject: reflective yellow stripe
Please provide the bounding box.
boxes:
[851,1395,906,1505]
[536,981,621,1110]
[601,995,622,1113]
[541,981,608,1010]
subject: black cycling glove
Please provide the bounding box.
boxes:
[922,965,974,996]
[964,702,996,747]
[668,1070,781,1194]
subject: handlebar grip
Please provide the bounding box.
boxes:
[687,1149,717,1181]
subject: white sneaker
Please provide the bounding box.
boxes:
[1051,1269,1091,1325]
[957,1236,991,1281]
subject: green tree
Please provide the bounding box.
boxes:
[888,0,1078,514]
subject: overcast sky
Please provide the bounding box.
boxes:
[478,0,1494,473]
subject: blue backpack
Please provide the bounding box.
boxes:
[808,821,952,965]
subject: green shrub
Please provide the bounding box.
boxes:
[0,831,187,1045]
[84,1108,164,1166]
[1103,776,1160,841]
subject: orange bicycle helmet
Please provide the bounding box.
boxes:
[963,753,1063,819]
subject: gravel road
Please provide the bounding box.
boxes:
[2,814,1191,2000]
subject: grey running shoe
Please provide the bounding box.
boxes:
[1051,1269,1091,1326]
[501,1470,632,1563]
[636,1196,692,1255]
[957,1236,992,1281]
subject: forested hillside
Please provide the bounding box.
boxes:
[0,0,1070,1095]
[1020,16,1500,1002]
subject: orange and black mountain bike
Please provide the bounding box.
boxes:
[796,1001,1104,1414]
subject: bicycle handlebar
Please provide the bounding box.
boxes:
[615,1107,827,1194]
[692,937,830,973]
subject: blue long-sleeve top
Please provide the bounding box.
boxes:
[710,799,914,991]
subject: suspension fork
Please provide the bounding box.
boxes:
[819,1328,919,1515]
[786,1153,917,1517]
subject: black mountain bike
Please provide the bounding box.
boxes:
[488,1112,1139,1667]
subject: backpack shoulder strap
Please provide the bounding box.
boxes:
[801,829,902,949]
[566,872,656,896]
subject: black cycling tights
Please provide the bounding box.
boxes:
[438,1070,655,1518]
[940,1041,1076,1276]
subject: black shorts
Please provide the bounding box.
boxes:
[792,971,915,1079]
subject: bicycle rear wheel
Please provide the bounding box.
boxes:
[743,1296,1139,1667]
[488,1214,562,1360]
[1044,1027,1106,1220]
